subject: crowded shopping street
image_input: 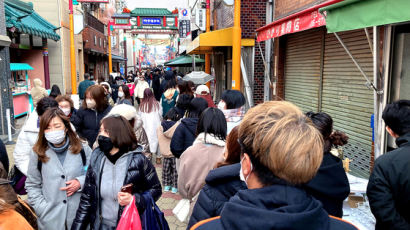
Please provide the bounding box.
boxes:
[0,0,410,229]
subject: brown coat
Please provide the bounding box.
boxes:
[0,209,34,230]
[178,133,225,200]
[157,122,179,158]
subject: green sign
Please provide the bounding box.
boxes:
[115,18,129,25]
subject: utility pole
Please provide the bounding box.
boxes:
[232,0,241,90]
[69,0,77,93]
[205,0,211,88]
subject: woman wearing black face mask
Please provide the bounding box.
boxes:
[71,115,162,230]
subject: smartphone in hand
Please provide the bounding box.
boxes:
[120,183,133,194]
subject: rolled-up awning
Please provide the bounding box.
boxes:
[256,0,343,42]
[187,27,255,54]
[319,0,410,33]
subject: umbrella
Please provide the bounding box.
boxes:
[183,71,214,85]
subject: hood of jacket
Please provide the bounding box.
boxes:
[23,110,40,133]
[205,163,244,186]
[396,132,410,148]
[164,88,177,100]
[33,78,43,88]
[162,120,176,132]
[219,184,330,230]
[194,133,226,147]
[304,153,350,201]
[180,118,198,136]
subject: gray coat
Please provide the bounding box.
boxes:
[26,142,92,230]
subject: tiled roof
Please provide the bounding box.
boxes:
[5,0,60,41]
[131,8,174,16]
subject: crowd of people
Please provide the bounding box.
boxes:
[0,67,408,230]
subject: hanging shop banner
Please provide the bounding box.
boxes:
[179,20,190,38]
[256,9,325,42]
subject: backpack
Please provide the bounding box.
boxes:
[37,148,86,173]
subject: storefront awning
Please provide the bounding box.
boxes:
[319,0,410,33]
[112,54,127,62]
[10,63,34,71]
[256,0,343,42]
[187,27,255,54]
[5,0,60,41]
[165,55,205,67]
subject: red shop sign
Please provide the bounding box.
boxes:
[257,9,325,42]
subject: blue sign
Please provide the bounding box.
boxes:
[142,18,161,25]
[182,9,188,16]
[120,67,124,75]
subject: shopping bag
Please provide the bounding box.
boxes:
[172,199,190,222]
[117,196,142,230]
[141,192,170,230]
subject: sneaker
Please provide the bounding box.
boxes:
[171,187,178,194]
[164,186,171,192]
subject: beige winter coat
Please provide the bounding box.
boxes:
[157,122,180,158]
[30,79,48,106]
[178,133,225,200]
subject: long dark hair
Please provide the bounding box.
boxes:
[49,85,61,99]
[33,108,82,163]
[306,112,348,153]
[120,85,132,100]
[196,107,227,141]
[140,88,159,113]
[101,116,138,153]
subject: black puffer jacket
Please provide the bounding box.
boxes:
[170,118,198,158]
[188,163,246,229]
[304,153,350,218]
[71,105,112,147]
[367,132,410,230]
[71,148,162,230]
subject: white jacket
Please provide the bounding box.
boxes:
[139,104,162,154]
[13,111,40,175]
[134,80,149,99]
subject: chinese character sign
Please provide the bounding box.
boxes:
[179,20,190,38]
[257,9,326,42]
[142,18,162,25]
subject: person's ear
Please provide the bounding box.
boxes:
[242,153,252,177]
[386,126,399,138]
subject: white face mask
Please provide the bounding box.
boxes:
[118,91,124,98]
[59,107,71,116]
[239,156,253,187]
[218,101,226,110]
[45,130,66,145]
[86,99,96,109]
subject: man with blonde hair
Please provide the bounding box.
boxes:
[191,101,357,230]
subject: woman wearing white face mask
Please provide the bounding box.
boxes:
[71,85,112,147]
[116,85,133,105]
[26,108,92,230]
[56,95,77,118]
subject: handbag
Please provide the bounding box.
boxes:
[8,165,27,195]
[172,199,190,222]
[141,192,170,230]
[117,196,142,230]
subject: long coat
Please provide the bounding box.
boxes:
[25,143,92,230]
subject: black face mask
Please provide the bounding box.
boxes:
[98,135,114,154]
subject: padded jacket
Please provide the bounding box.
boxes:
[71,105,112,147]
[170,118,198,158]
[71,147,162,230]
[188,163,246,228]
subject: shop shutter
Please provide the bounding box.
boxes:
[284,29,322,112]
[322,29,374,178]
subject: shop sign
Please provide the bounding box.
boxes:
[179,20,190,38]
[115,18,129,25]
[257,9,325,42]
[166,17,176,27]
[179,8,191,20]
[142,18,161,25]
[196,9,206,31]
